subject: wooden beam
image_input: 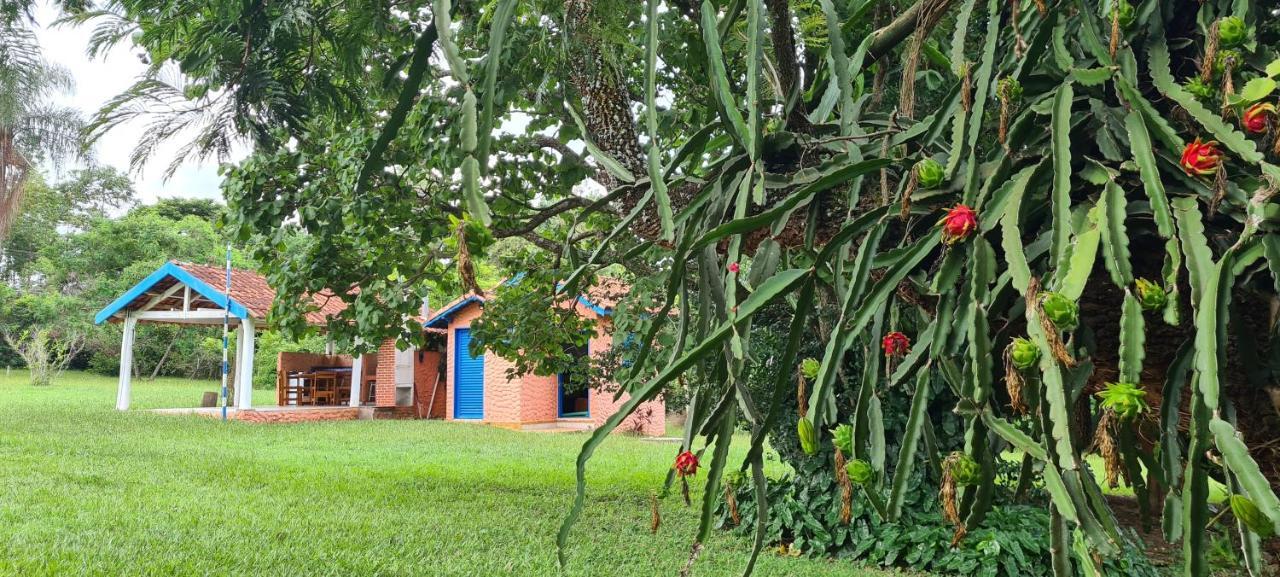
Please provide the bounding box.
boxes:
[132,310,234,322]
[138,283,184,312]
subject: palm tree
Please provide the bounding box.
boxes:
[0,23,83,237]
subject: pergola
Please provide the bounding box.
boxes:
[94,261,350,411]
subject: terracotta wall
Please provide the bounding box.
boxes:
[415,350,445,418]
[374,339,398,408]
[442,298,666,435]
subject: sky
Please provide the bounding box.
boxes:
[33,5,239,205]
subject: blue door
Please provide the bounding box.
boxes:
[453,328,484,419]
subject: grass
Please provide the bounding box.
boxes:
[0,370,906,577]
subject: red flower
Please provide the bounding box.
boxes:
[882,331,910,357]
[940,204,978,245]
[1180,138,1223,176]
[728,262,740,273]
[674,451,699,477]
[1243,103,1276,134]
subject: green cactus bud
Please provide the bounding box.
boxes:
[1230,494,1275,538]
[1215,49,1241,76]
[1134,279,1168,312]
[945,452,982,487]
[1010,337,1040,371]
[724,470,746,489]
[799,357,820,380]
[1097,382,1150,422]
[997,77,1023,104]
[1110,0,1135,29]
[830,423,854,455]
[1185,77,1215,101]
[845,459,874,485]
[914,158,946,189]
[1039,292,1079,331]
[797,417,818,456]
[1218,16,1247,48]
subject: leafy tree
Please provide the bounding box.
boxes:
[0,22,83,236]
[86,0,1280,575]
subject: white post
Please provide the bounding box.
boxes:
[115,314,138,411]
[325,337,335,355]
[349,352,364,407]
[236,318,256,410]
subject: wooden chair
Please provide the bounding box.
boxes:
[335,372,352,406]
[312,371,337,406]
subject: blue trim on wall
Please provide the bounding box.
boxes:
[575,295,611,317]
[423,295,484,328]
[94,262,252,325]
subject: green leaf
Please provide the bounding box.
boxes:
[1239,77,1277,103]
[887,372,930,520]
[691,159,891,252]
[564,103,637,183]
[557,268,810,567]
[643,0,674,240]
[701,0,750,149]
[475,0,517,165]
[1267,58,1280,78]
[1124,110,1174,238]
[1050,82,1075,277]
[1098,179,1133,287]
[1149,37,1263,163]
[1118,291,1145,384]
[1072,67,1113,86]
[1211,418,1280,538]
[1057,205,1101,301]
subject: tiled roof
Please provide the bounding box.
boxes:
[174,262,348,326]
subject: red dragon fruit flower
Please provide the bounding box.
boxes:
[674,451,699,477]
[1243,102,1276,134]
[940,204,978,245]
[727,262,740,273]
[882,331,910,357]
[1180,138,1223,176]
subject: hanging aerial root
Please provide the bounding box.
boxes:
[900,170,916,221]
[680,476,692,507]
[1200,21,1219,83]
[1033,0,1047,15]
[796,370,809,418]
[1091,411,1123,488]
[1003,344,1028,415]
[1220,56,1237,119]
[960,62,973,113]
[1028,279,1077,367]
[455,221,481,294]
[1108,4,1120,60]
[724,484,740,526]
[651,493,661,533]
[1210,167,1229,216]
[835,449,853,525]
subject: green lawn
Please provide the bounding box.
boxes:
[0,370,905,576]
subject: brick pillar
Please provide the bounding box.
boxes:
[414,351,445,418]
[375,338,397,408]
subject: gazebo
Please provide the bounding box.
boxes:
[94,261,348,412]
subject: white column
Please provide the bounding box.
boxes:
[236,318,256,410]
[349,352,364,407]
[115,315,138,411]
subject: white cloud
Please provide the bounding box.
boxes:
[32,6,242,204]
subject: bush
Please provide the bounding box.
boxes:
[1,328,85,386]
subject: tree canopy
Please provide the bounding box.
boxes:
[73,0,1280,574]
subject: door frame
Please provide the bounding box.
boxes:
[557,341,589,418]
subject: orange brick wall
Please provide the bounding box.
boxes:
[234,407,359,423]
[374,339,398,408]
[441,299,666,435]
[415,350,445,418]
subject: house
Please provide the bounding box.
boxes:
[422,278,666,436]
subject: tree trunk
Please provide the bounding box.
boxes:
[149,338,175,381]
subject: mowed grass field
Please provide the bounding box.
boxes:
[0,370,906,577]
